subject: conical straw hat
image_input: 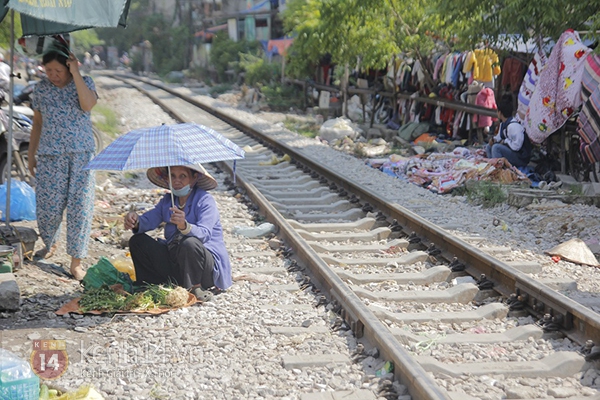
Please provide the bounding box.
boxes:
[545,238,600,267]
[147,164,217,191]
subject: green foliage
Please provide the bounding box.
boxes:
[283,0,448,87]
[239,53,281,86]
[0,12,22,53]
[584,12,600,53]
[569,184,584,196]
[437,0,600,49]
[209,83,233,97]
[71,30,103,58]
[283,117,320,138]
[95,0,150,50]
[284,0,398,73]
[143,15,188,75]
[92,104,120,139]
[261,83,303,111]
[283,0,600,86]
[95,0,189,75]
[187,66,212,84]
[210,33,262,82]
[454,180,507,208]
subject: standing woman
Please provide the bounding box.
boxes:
[28,41,98,281]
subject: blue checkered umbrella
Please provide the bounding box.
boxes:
[85,123,245,170]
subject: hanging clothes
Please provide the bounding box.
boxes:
[433,53,448,82]
[451,53,465,88]
[577,54,600,163]
[444,54,460,84]
[524,29,591,144]
[467,81,484,105]
[516,50,547,122]
[412,59,425,85]
[398,59,413,91]
[463,49,501,84]
[581,54,600,103]
[473,87,497,128]
[501,57,525,92]
[462,51,475,84]
[578,84,600,163]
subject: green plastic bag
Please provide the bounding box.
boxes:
[397,122,431,142]
[82,256,134,293]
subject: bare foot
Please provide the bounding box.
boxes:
[70,258,86,281]
[34,244,58,259]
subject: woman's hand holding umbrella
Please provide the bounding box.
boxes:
[66,52,81,76]
[169,207,187,230]
[124,211,139,230]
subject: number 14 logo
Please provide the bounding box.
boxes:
[30,341,69,380]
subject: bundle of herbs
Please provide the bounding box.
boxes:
[78,286,127,313]
[145,284,190,308]
[78,284,190,313]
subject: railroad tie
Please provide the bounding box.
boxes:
[353,283,479,303]
[296,227,391,242]
[321,251,429,266]
[391,324,543,345]
[415,352,586,378]
[370,303,509,323]
[287,217,377,232]
[334,265,450,284]
[308,238,408,253]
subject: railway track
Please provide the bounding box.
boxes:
[104,72,600,400]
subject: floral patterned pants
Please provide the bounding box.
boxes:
[36,152,95,259]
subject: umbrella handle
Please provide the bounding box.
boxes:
[168,165,174,208]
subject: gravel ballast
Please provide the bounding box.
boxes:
[2,74,600,399]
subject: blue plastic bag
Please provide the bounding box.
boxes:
[0,180,36,221]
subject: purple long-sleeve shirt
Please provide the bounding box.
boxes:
[134,187,232,290]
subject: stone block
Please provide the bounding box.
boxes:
[581,182,600,196]
[0,273,20,310]
[555,173,579,185]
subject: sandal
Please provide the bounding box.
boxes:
[192,287,213,302]
[34,245,58,259]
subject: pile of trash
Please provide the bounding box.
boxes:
[317,117,363,143]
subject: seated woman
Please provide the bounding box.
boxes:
[485,97,533,168]
[123,164,231,301]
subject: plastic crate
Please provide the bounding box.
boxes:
[0,375,39,400]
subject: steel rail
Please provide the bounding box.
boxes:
[119,72,600,345]
[110,72,600,395]
[112,73,452,400]
[231,170,452,400]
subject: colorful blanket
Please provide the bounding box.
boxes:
[581,54,600,104]
[524,30,591,144]
[578,83,600,163]
[578,54,600,163]
[516,50,547,122]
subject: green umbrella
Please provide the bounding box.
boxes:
[1,0,131,36]
[0,0,131,224]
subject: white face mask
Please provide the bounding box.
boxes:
[171,184,191,197]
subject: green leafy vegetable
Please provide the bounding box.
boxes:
[78,283,190,312]
[79,285,126,313]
